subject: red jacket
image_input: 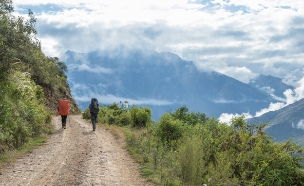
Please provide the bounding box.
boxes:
[58,99,70,116]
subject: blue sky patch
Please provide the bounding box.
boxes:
[16,4,66,15]
[224,4,249,13]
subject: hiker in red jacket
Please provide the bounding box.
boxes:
[57,94,70,129]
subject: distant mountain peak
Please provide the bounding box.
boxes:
[65,49,278,120]
[249,74,294,99]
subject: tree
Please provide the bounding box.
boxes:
[171,105,208,125]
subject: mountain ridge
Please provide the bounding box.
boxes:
[248,98,304,142]
[64,49,285,120]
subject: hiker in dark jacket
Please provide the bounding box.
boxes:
[88,98,100,131]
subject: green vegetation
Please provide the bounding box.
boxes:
[87,104,304,185]
[0,0,80,158]
[83,103,151,128]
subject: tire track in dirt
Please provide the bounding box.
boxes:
[0,115,152,186]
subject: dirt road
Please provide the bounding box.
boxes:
[0,115,152,186]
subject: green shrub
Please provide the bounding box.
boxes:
[82,108,90,119]
[178,136,205,185]
[125,112,304,185]
[118,111,131,126]
[0,71,51,151]
[155,113,183,148]
[80,103,304,185]
[171,105,208,125]
[130,106,151,128]
[108,115,116,124]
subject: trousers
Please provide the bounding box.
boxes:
[90,112,97,130]
[61,115,67,126]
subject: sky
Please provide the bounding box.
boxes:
[12,0,304,122]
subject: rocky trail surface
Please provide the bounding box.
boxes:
[0,115,152,186]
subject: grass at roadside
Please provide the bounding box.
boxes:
[98,123,157,183]
[119,126,162,184]
[0,136,48,170]
[101,124,123,140]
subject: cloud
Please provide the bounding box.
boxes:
[213,98,237,104]
[68,80,173,106]
[219,76,304,121]
[218,112,252,125]
[217,66,258,83]
[69,64,113,74]
[253,77,304,117]
[74,94,173,106]
[255,102,285,117]
[249,76,304,117]
[296,119,304,130]
[38,37,61,57]
[258,86,286,102]
[12,0,304,85]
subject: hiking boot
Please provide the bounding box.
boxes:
[93,129,95,131]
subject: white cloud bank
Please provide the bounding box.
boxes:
[69,80,173,106]
[218,112,252,125]
[74,94,173,106]
[69,64,113,74]
[296,120,304,130]
[219,77,304,124]
[12,0,304,85]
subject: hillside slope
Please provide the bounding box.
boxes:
[248,98,304,142]
[0,1,80,153]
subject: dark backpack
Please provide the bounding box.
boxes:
[89,98,100,113]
